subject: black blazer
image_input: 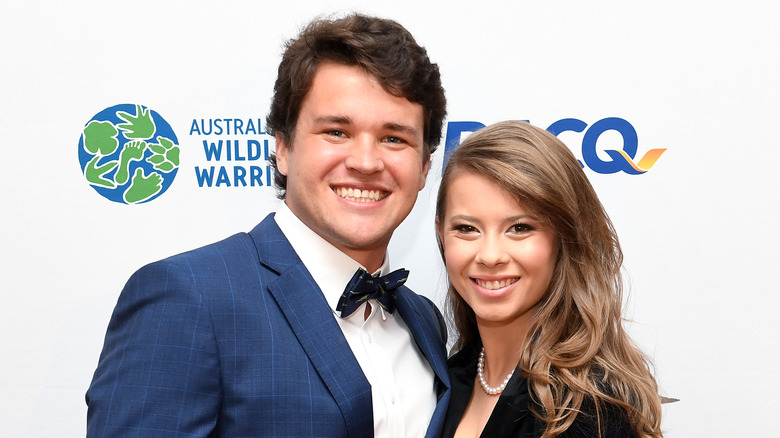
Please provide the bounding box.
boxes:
[442,342,635,438]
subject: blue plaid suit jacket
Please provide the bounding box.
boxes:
[86,214,450,437]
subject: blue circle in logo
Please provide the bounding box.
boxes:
[78,104,180,204]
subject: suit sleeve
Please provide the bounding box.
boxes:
[86,260,221,437]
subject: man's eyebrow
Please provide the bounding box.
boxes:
[384,122,419,137]
[312,115,352,126]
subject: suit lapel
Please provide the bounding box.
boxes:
[395,289,449,389]
[249,215,373,437]
[395,289,451,438]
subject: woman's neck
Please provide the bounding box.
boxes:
[477,323,529,386]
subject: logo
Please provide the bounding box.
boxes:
[443,117,666,175]
[78,104,180,203]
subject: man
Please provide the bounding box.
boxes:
[86,13,449,437]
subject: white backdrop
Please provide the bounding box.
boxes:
[2,0,778,436]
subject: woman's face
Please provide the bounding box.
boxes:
[438,169,559,333]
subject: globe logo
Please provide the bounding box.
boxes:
[78,104,180,204]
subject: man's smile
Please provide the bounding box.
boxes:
[334,186,388,202]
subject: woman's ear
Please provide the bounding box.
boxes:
[435,217,447,261]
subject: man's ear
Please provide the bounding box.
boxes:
[418,157,431,191]
[275,133,289,176]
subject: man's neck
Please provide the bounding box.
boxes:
[282,201,389,273]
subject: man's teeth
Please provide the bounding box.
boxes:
[475,278,519,290]
[335,187,385,202]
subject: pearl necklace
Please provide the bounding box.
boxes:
[477,347,514,396]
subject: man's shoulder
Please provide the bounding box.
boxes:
[398,284,435,307]
[160,231,256,267]
[122,232,256,296]
[397,285,447,342]
[159,214,281,266]
[127,215,279,282]
[118,216,291,308]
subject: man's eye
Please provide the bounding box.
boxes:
[385,136,407,145]
[328,130,344,137]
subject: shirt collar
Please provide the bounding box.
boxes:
[274,201,390,313]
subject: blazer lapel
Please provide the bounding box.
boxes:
[395,289,449,389]
[249,215,373,438]
[395,289,451,438]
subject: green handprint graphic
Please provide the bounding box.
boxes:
[117,104,156,139]
[146,136,180,172]
[124,168,163,204]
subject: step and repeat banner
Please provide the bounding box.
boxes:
[2,1,778,436]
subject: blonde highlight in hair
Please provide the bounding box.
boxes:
[436,121,662,437]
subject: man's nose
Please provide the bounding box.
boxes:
[344,136,385,174]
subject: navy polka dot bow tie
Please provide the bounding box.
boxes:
[337,268,409,317]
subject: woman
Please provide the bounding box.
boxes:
[436,121,663,437]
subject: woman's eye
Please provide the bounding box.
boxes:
[453,224,477,233]
[511,223,534,233]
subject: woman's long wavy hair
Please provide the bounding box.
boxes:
[436,121,662,437]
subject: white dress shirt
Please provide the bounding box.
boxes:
[274,202,437,437]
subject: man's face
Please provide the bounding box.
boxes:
[276,61,429,271]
